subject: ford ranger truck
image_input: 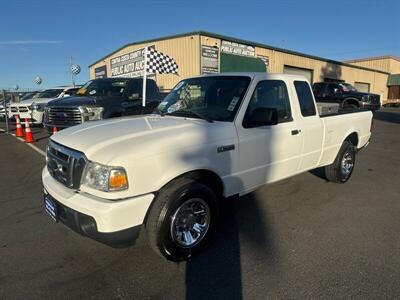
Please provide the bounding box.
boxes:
[42,73,373,261]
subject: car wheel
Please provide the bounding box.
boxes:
[145,177,218,261]
[343,102,358,110]
[325,141,356,183]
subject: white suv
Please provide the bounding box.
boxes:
[9,86,80,124]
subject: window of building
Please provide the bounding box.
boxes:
[354,82,370,93]
[294,81,316,117]
[244,80,292,127]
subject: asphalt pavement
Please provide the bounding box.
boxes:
[0,108,399,299]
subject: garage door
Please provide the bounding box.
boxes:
[283,65,313,83]
[354,82,370,93]
[220,53,266,73]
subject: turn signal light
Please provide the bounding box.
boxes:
[109,169,128,191]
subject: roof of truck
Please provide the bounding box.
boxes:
[188,72,310,81]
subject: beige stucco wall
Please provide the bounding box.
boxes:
[257,47,389,100]
[346,57,400,74]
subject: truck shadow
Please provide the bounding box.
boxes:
[373,109,400,124]
[185,193,274,300]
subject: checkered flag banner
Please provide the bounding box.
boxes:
[146,48,179,75]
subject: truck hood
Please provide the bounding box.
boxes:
[51,115,236,164]
[47,96,96,107]
[11,97,55,106]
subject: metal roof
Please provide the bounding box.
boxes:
[88,30,390,75]
[344,55,400,63]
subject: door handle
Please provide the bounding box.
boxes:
[291,129,301,135]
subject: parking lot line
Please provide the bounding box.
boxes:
[1,128,45,157]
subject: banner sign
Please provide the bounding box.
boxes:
[110,47,154,78]
[257,55,270,72]
[94,65,107,78]
[201,45,219,74]
[221,40,255,57]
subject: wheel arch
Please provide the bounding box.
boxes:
[343,131,359,148]
[342,97,360,108]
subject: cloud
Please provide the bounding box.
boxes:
[0,40,62,45]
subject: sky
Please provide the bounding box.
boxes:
[1,0,399,89]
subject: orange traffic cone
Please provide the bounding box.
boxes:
[24,119,34,143]
[15,115,24,137]
[52,126,58,134]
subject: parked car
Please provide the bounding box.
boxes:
[19,91,41,101]
[42,73,373,261]
[312,82,381,111]
[8,86,80,124]
[43,78,162,131]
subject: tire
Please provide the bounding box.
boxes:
[343,102,358,110]
[145,177,218,261]
[325,141,356,183]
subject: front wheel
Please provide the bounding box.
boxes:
[325,141,356,183]
[145,178,218,261]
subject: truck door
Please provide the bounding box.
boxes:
[293,81,324,171]
[236,79,303,192]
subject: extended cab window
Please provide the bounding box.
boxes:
[294,81,316,117]
[244,80,292,127]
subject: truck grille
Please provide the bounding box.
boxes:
[369,95,380,104]
[46,107,83,127]
[46,140,86,189]
[10,105,30,113]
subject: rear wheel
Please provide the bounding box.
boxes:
[325,141,356,183]
[145,178,218,261]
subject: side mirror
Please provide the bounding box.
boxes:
[63,94,70,97]
[129,93,141,100]
[333,88,340,94]
[248,107,278,127]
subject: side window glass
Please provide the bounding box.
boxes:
[294,81,316,117]
[244,80,292,127]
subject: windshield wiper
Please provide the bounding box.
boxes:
[167,109,213,123]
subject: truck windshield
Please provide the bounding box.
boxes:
[157,76,251,122]
[76,80,128,97]
[36,89,63,99]
[340,83,358,92]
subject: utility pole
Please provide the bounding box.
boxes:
[70,56,75,87]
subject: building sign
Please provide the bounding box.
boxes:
[94,65,107,78]
[221,40,255,57]
[201,45,219,74]
[110,47,154,78]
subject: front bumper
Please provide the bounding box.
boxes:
[360,102,381,111]
[42,167,154,246]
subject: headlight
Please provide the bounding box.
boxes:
[32,102,46,112]
[80,106,104,121]
[81,161,128,192]
[361,95,370,102]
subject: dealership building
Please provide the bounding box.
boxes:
[89,31,400,104]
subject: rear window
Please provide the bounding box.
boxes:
[294,81,316,117]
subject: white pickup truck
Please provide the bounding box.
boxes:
[42,73,372,261]
[9,86,80,124]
